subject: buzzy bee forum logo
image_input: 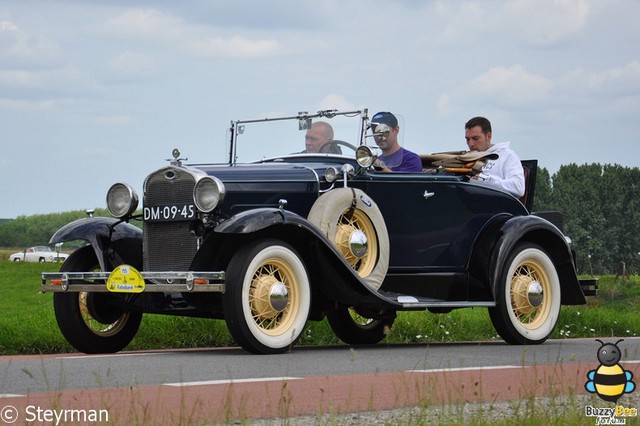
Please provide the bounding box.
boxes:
[584,339,638,424]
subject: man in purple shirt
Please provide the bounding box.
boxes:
[371,111,422,172]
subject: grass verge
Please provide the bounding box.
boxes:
[0,260,637,355]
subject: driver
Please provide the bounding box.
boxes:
[371,112,422,172]
[303,121,336,153]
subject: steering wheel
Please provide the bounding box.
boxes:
[318,140,358,154]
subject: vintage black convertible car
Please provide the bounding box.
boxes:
[42,108,596,354]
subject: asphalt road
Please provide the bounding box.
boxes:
[2,338,640,424]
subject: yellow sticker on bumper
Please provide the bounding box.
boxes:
[106,265,145,293]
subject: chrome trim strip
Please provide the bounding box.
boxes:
[41,271,225,293]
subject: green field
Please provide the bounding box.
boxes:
[1,260,638,355]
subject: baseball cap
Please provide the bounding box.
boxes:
[371,111,398,128]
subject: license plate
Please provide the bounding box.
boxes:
[143,204,196,222]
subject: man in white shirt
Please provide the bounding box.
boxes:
[464,116,525,198]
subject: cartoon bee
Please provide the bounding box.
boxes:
[585,339,636,403]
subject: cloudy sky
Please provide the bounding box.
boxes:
[1,0,639,218]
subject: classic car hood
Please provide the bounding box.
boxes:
[193,162,321,188]
[191,162,324,217]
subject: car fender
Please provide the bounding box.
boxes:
[207,208,397,307]
[214,207,289,234]
[49,217,142,271]
[491,215,586,305]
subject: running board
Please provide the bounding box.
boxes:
[380,291,495,309]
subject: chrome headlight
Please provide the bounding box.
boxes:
[194,176,225,213]
[106,183,139,218]
[356,145,375,168]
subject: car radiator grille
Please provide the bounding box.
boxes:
[143,169,198,272]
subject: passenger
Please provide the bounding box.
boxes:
[303,121,335,153]
[370,111,422,172]
[464,116,525,198]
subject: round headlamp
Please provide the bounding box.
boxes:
[194,176,225,213]
[106,183,139,218]
[324,167,338,183]
[356,145,375,168]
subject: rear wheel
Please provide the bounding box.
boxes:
[489,242,560,344]
[53,246,142,353]
[223,239,311,354]
[327,305,395,345]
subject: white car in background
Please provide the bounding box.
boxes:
[9,246,69,263]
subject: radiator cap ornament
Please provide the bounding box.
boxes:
[168,148,187,166]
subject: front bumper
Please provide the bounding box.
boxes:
[41,271,225,293]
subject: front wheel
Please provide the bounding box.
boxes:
[53,246,142,354]
[489,242,561,344]
[223,239,311,354]
[327,305,395,345]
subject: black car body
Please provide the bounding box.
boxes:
[42,109,596,354]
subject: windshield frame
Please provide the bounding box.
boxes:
[226,109,371,166]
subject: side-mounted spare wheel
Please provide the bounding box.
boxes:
[223,239,311,354]
[489,242,561,344]
[53,246,142,354]
[307,187,389,290]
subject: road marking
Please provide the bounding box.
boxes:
[0,394,25,398]
[59,352,169,359]
[164,377,302,387]
[406,365,524,373]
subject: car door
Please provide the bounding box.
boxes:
[356,172,526,271]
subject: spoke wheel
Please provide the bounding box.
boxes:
[489,242,560,344]
[53,246,142,353]
[308,187,389,290]
[334,208,378,277]
[223,239,310,354]
[327,305,395,345]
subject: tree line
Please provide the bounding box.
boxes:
[533,163,640,276]
[0,209,117,251]
[1,162,638,274]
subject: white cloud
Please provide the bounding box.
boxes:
[469,65,554,105]
[98,8,282,58]
[99,8,183,41]
[109,51,156,76]
[0,98,58,111]
[0,68,103,94]
[0,19,60,62]
[189,36,280,58]
[430,0,589,47]
[500,0,590,46]
[317,94,356,112]
[0,20,18,32]
[559,60,640,99]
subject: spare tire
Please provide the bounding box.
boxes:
[308,187,389,290]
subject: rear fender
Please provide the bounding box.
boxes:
[491,215,586,305]
[49,217,142,271]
